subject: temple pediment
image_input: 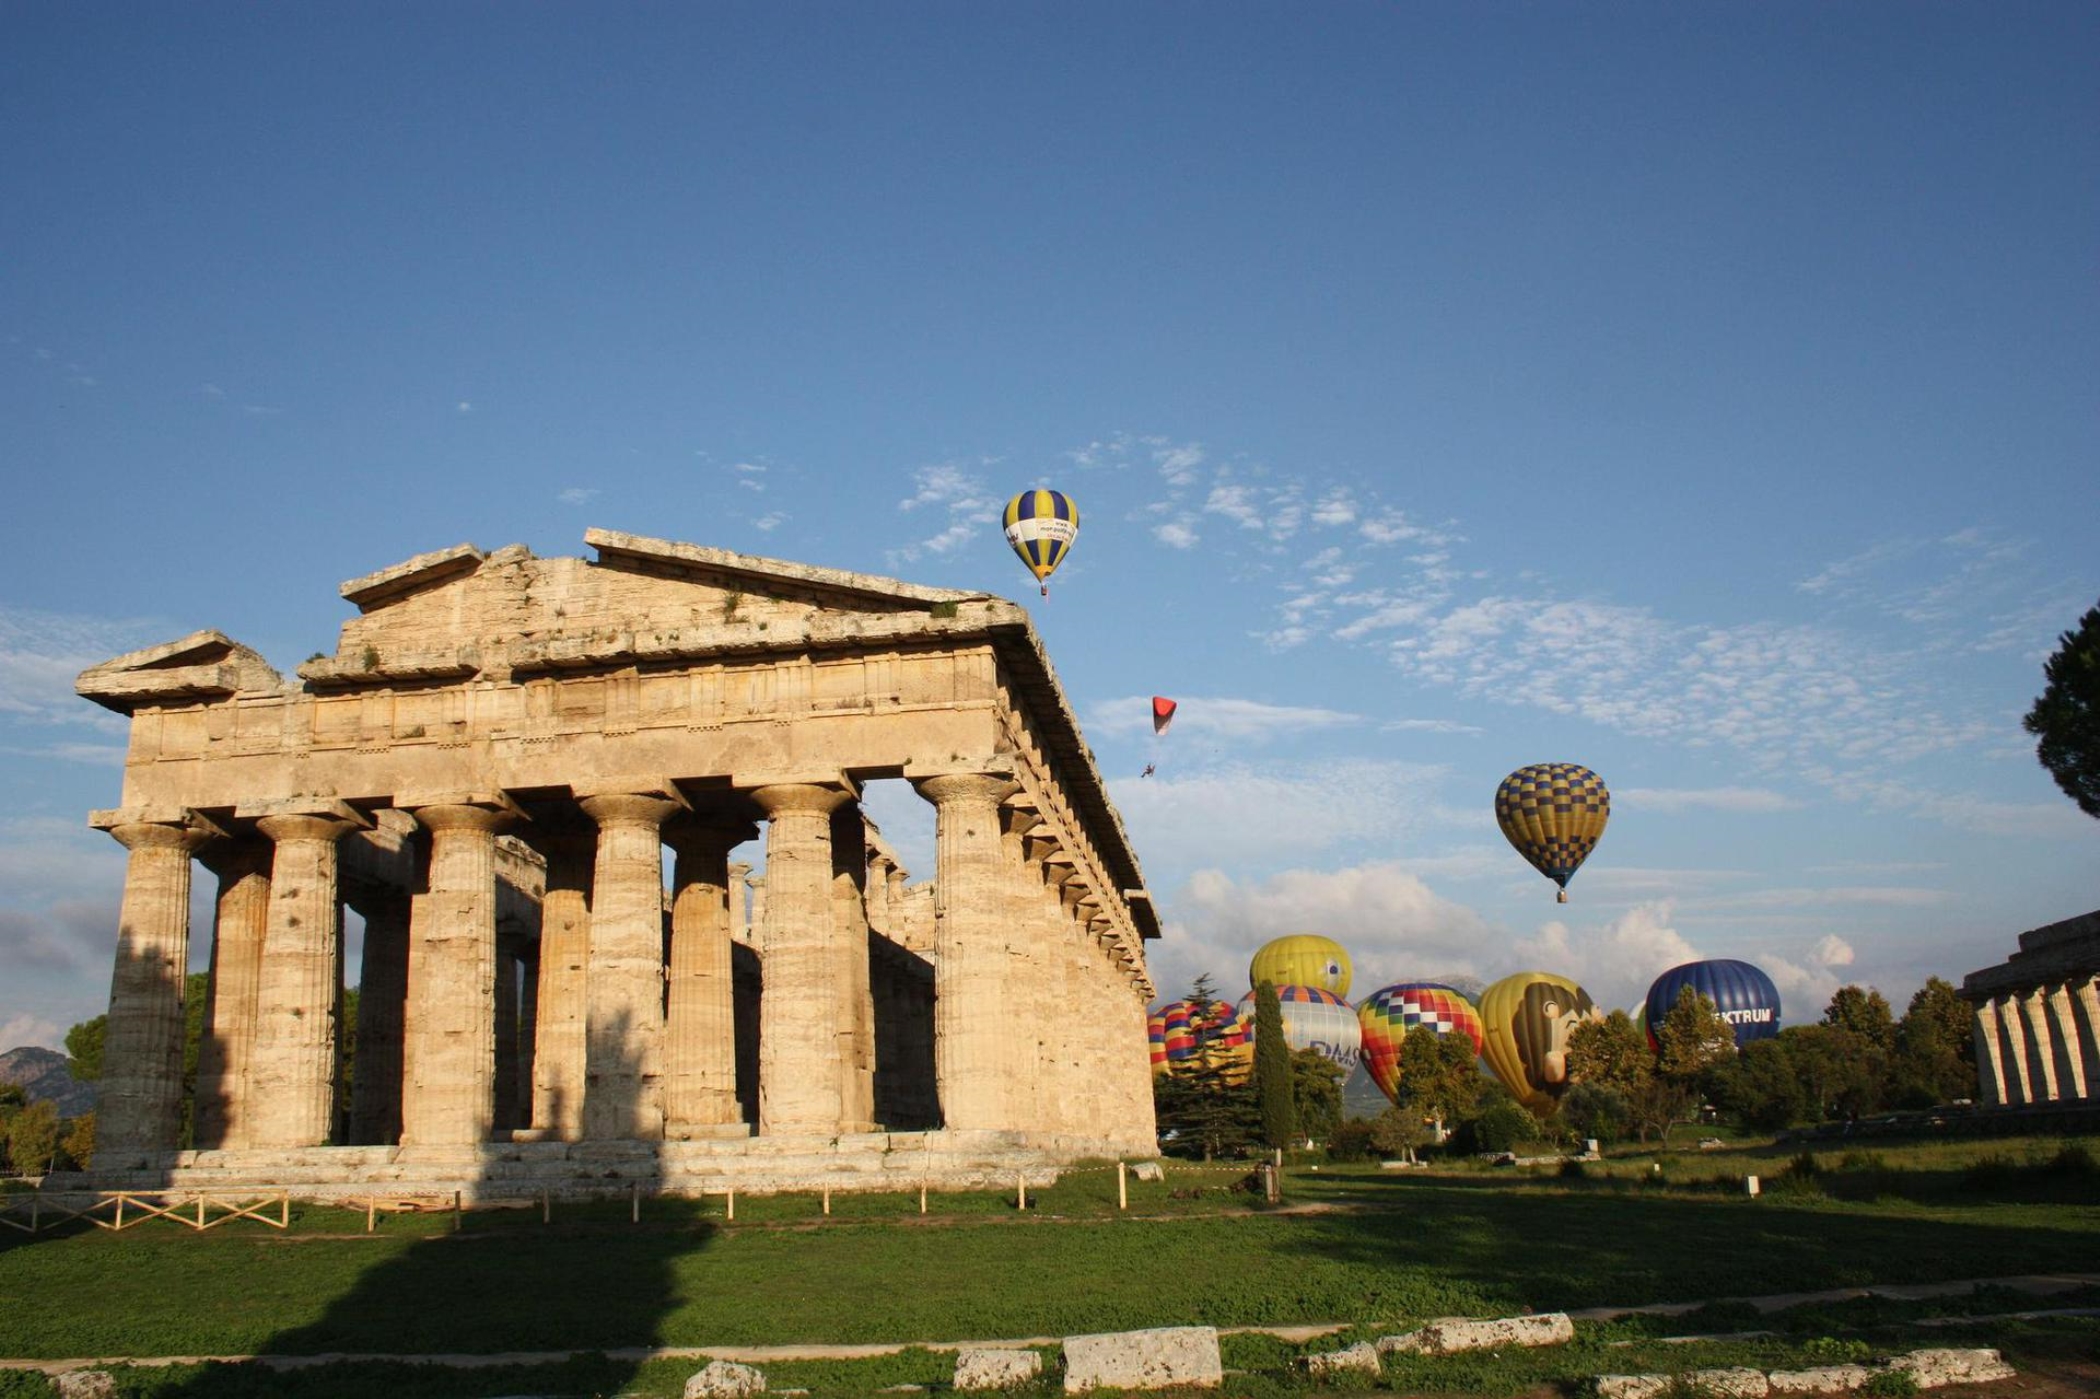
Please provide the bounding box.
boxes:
[76,629,286,713]
[301,529,1017,687]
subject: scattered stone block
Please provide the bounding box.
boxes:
[1594,1376,1671,1399]
[1768,1368,1872,1394]
[1303,1342,1381,1377]
[54,1374,117,1399]
[1885,1349,2016,1390]
[685,1359,766,1397]
[1379,1313,1575,1355]
[1063,1325,1222,1392]
[954,1348,1043,1390]
[1131,1161,1164,1182]
[1683,1368,1769,1396]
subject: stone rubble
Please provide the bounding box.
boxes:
[953,1347,1044,1390]
[1379,1312,1575,1355]
[1302,1341,1382,1377]
[52,1373,118,1399]
[1593,1348,2014,1398]
[1062,1325,1223,1393]
[1886,1348,2017,1390]
[1766,1365,1874,1393]
[684,1358,767,1397]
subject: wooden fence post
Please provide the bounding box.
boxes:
[1117,1161,1128,1211]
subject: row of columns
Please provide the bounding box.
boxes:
[92,773,1153,1163]
[1972,978,2100,1107]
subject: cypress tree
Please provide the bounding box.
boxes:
[1253,980,1296,1150]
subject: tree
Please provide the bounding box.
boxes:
[1289,1049,1344,1144]
[65,1015,106,1083]
[1709,1037,1808,1130]
[1368,1106,1430,1162]
[1653,987,1740,1141]
[2024,598,2100,819]
[1152,975,1259,1160]
[1891,977,1977,1107]
[1391,1026,1481,1135]
[1782,1024,1886,1120]
[60,1112,95,1170]
[1251,982,1296,1150]
[1565,1011,1669,1142]
[4,1100,60,1175]
[1823,986,1897,1052]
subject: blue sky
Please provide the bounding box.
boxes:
[3,4,2095,1052]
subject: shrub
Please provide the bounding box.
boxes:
[1960,1152,2020,1193]
[1456,1100,1538,1155]
[1325,1118,1376,1163]
[1802,1336,1872,1364]
[1863,1369,1920,1398]
[2046,1141,2097,1177]
[1558,1158,1589,1180]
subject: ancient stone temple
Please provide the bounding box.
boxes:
[70,530,1158,1196]
[1961,909,2100,1109]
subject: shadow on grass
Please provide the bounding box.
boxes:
[1270,1174,2100,1316]
[106,1018,719,1399]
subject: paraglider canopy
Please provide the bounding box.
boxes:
[1152,696,1177,735]
[1002,489,1079,596]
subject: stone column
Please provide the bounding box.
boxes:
[493,929,523,1132]
[529,832,593,1139]
[2072,977,2100,1103]
[2044,983,2088,1102]
[92,810,221,1161]
[914,774,1016,1133]
[576,791,683,1140]
[831,801,877,1131]
[751,782,852,1135]
[2021,987,2061,1103]
[348,889,411,1146]
[727,861,753,944]
[663,815,754,1136]
[1995,993,2032,1106]
[192,838,270,1150]
[1972,998,2007,1107]
[400,798,516,1148]
[248,806,367,1149]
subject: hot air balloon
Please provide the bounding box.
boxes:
[1149,998,1248,1078]
[1478,971,1603,1116]
[1147,1010,1170,1073]
[1357,983,1485,1106]
[1643,959,1781,1051]
[1495,763,1610,902]
[1002,489,1079,596]
[1152,697,1178,734]
[1250,935,1353,998]
[1237,985,1362,1071]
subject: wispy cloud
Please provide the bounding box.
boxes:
[891,461,1000,563]
[241,404,284,417]
[1381,718,1483,736]
[1087,695,1360,741]
[0,607,158,732]
[455,400,474,414]
[753,511,785,532]
[1619,786,1797,813]
[1154,519,1199,550]
[557,487,599,506]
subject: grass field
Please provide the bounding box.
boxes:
[0,1133,2093,1397]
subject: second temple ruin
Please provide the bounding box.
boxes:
[68,530,1158,1196]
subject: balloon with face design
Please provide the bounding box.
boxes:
[1478,971,1604,1117]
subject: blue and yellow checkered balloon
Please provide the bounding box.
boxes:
[1494,762,1610,902]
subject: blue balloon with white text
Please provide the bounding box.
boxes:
[1643,959,1782,1051]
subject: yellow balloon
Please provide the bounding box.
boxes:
[1478,971,1603,1117]
[1249,934,1353,998]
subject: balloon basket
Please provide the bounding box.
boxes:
[1556,890,1568,903]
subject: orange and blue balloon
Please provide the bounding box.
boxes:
[1357,983,1484,1106]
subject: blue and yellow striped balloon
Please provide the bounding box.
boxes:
[1002,489,1079,595]
[1494,762,1610,902]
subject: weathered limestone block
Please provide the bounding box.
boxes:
[1885,1349,2015,1389]
[685,1359,767,1397]
[1682,1369,1768,1397]
[953,1348,1044,1390]
[1062,1326,1222,1393]
[1379,1313,1574,1355]
[1131,1160,1164,1181]
[1303,1341,1381,1377]
[1594,1377,1671,1399]
[1767,1366,1873,1393]
[54,1372,118,1399]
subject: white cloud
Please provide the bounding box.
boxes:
[455,401,473,414]
[1152,442,1203,486]
[199,383,225,398]
[1205,484,1264,530]
[1113,760,1449,875]
[1381,718,1483,736]
[753,512,785,533]
[1154,520,1199,550]
[0,607,156,732]
[1759,935,1856,1016]
[892,462,1000,564]
[0,1014,64,1051]
[1512,900,1700,1013]
[557,487,599,506]
[1619,787,1798,814]
[1151,861,1499,1003]
[1312,491,1357,528]
[1087,695,1359,741]
[1812,933,1856,967]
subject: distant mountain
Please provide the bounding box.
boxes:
[0,1047,96,1118]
